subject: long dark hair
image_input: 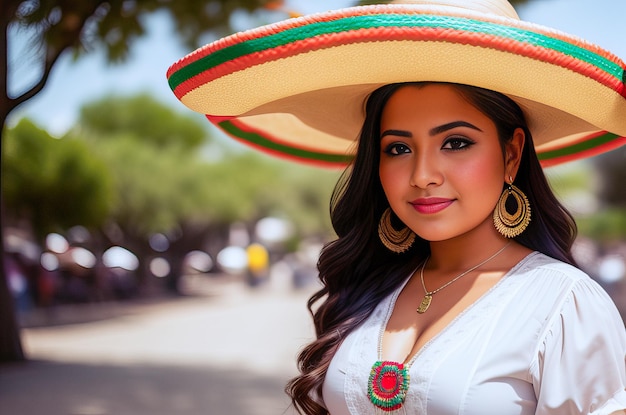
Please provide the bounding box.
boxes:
[285,82,577,415]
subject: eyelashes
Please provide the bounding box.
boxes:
[383,143,411,155]
[442,137,475,150]
[382,137,475,155]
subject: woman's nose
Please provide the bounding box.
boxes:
[409,152,443,188]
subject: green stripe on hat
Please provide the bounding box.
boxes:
[537,132,621,162]
[168,13,623,91]
[218,120,354,165]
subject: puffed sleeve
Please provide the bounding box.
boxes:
[530,277,626,414]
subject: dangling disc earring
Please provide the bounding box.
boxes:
[493,178,531,238]
[378,208,416,253]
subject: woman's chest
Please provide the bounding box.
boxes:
[324,274,543,415]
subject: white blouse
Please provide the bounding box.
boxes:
[323,252,626,414]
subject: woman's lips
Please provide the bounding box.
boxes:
[410,197,454,214]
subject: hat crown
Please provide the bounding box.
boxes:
[390,0,520,20]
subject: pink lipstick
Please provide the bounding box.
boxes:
[411,197,454,214]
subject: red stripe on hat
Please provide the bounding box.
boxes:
[173,26,624,99]
[539,134,626,167]
[167,5,624,76]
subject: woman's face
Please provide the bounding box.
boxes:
[378,84,511,242]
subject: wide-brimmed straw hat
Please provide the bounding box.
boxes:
[167,0,626,168]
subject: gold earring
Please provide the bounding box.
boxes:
[378,208,416,253]
[493,181,531,238]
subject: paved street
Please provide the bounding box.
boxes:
[0,276,318,415]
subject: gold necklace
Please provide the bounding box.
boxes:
[416,242,511,314]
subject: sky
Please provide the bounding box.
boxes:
[7,0,626,138]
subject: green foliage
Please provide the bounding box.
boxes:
[545,160,594,195]
[545,157,626,243]
[165,0,284,49]
[201,152,280,222]
[577,209,626,242]
[593,147,626,208]
[260,158,340,237]
[2,93,341,251]
[2,119,113,239]
[71,94,209,236]
[8,0,276,63]
[544,160,595,211]
[78,94,208,150]
[86,134,205,235]
[581,150,626,242]
[202,152,340,237]
[70,93,339,241]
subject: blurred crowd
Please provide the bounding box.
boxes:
[4,225,626,324]
[4,221,323,316]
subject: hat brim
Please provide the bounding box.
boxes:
[167,4,626,167]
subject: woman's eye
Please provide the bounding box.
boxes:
[384,143,411,155]
[442,137,474,150]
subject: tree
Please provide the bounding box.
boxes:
[77,94,207,150]
[1,119,113,361]
[73,94,208,290]
[595,148,626,208]
[0,0,288,362]
[3,93,338,304]
[578,149,626,242]
[3,119,112,239]
[74,94,338,295]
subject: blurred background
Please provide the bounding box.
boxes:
[1,0,625,414]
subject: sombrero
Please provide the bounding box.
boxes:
[167,0,626,168]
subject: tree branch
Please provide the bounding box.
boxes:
[10,3,104,111]
[9,43,64,109]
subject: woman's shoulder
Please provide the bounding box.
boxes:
[515,251,591,285]
[511,252,624,353]
[509,251,618,319]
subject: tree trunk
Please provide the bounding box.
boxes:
[0,118,25,362]
[0,2,26,361]
[0,244,25,362]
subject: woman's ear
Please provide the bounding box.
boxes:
[505,128,525,181]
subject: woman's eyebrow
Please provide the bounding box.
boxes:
[429,121,482,136]
[381,121,483,140]
[380,129,412,139]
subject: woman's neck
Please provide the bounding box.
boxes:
[426,225,511,273]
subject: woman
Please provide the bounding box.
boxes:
[302,81,625,414]
[167,0,626,413]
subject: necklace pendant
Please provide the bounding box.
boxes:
[417,294,432,314]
